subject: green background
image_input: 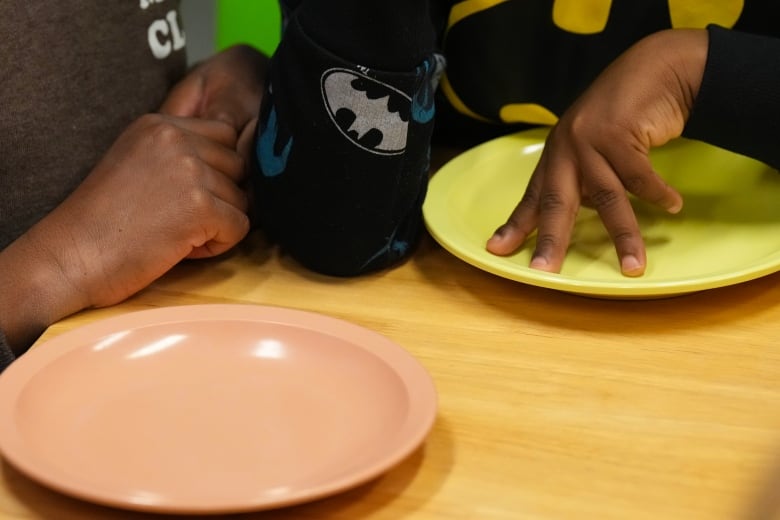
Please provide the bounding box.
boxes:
[216,0,282,55]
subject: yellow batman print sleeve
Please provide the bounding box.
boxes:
[440,0,760,127]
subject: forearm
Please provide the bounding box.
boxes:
[0,221,88,356]
[684,25,780,168]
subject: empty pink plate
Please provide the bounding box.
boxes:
[0,304,437,514]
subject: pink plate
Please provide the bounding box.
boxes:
[0,304,437,514]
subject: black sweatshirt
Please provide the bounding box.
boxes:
[253,0,780,278]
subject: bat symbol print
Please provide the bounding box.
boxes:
[321,69,410,156]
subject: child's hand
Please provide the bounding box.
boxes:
[0,114,250,349]
[160,45,269,161]
[0,46,269,353]
[486,29,708,276]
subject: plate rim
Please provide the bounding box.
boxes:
[0,303,438,514]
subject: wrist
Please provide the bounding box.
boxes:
[0,222,89,353]
[646,28,709,117]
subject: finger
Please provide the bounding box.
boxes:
[202,90,254,133]
[486,149,549,256]
[159,114,238,149]
[186,132,246,183]
[529,153,581,273]
[604,145,683,214]
[582,148,647,276]
[159,76,204,117]
[159,76,253,134]
[199,164,250,213]
[186,198,251,259]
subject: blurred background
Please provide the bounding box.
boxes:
[180,0,281,65]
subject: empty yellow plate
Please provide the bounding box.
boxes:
[423,128,780,298]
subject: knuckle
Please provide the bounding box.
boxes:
[177,155,203,180]
[611,229,638,248]
[539,191,577,220]
[210,110,234,125]
[185,189,214,214]
[540,191,565,212]
[566,113,589,135]
[588,187,621,210]
[534,233,559,252]
[151,120,186,146]
[178,154,201,177]
[520,185,540,206]
[622,175,646,195]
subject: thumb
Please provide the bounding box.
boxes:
[159,74,204,117]
[201,90,253,133]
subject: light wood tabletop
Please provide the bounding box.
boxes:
[3,225,780,519]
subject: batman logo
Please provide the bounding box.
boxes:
[321,68,410,155]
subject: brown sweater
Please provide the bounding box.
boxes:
[0,1,187,370]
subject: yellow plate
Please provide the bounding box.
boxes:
[423,128,780,298]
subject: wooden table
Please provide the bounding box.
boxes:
[3,227,780,520]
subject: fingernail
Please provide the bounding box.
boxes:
[530,256,548,269]
[621,254,644,276]
[668,200,683,214]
